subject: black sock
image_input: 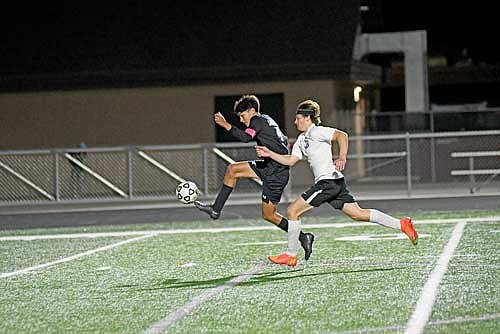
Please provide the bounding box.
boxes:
[278,217,306,242]
[299,231,306,243]
[212,184,233,213]
[277,217,289,231]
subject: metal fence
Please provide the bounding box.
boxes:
[1,130,499,206]
[336,108,500,134]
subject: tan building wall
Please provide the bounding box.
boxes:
[0,79,354,150]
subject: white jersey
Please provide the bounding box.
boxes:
[291,124,344,182]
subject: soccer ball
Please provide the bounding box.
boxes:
[176,181,199,204]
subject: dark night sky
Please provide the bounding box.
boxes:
[362,1,498,66]
[0,1,359,76]
[1,1,498,78]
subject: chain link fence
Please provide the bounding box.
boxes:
[1,130,499,206]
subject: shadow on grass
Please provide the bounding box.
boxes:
[115,265,405,291]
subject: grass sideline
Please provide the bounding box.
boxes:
[1,209,499,333]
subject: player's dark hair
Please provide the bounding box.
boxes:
[297,99,321,125]
[234,95,260,114]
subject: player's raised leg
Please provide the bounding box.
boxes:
[194,161,258,219]
[341,202,418,245]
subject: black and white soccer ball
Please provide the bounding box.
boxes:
[175,181,199,204]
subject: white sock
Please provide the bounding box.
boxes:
[286,220,301,256]
[369,209,400,230]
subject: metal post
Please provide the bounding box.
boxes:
[128,150,134,199]
[406,133,412,197]
[429,108,437,182]
[468,157,475,188]
[54,152,60,201]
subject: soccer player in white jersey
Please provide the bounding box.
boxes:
[255,99,419,267]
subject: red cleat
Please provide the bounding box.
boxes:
[268,253,298,267]
[400,217,418,245]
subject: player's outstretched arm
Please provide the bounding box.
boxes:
[214,112,232,131]
[333,129,348,171]
[255,146,299,166]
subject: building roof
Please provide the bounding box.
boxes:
[0,62,382,92]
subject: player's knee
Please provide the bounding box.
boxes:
[347,210,369,222]
[261,208,280,223]
[262,212,274,222]
[286,206,299,220]
[226,164,237,177]
[349,213,365,221]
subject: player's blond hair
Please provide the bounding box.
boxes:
[297,99,321,125]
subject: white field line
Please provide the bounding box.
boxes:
[0,234,156,279]
[1,216,496,330]
[235,241,287,246]
[1,216,499,241]
[333,313,500,333]
[143,261,268,334]
[404,221,466,334]
[427,312,500,326]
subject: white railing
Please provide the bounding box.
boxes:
[1,130,499,206]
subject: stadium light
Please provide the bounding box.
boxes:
[354,86,362,102]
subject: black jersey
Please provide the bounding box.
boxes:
[229,114,288,155]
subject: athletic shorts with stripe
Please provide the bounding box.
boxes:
[301,178,356,209]
[249,159,289,204]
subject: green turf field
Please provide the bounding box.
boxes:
[1,210,499,333]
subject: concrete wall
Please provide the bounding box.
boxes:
[0,79,355,150]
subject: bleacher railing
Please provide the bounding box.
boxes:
[1,130,499,206]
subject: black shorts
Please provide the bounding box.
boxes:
[249,160,289,204]
[301,178,356,209]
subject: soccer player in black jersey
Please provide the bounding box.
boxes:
[194,94,315,260]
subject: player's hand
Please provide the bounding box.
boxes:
[334,158,346,171]
[214,112,231,130]
[255,145,271,158]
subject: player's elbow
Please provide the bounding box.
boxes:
[287,156,299,166]
[338,130,348,141]
[241,135,253,143]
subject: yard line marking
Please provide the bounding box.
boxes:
[179,262,197,268]
[0,234,156,279]
[1,216,499,242]
[405,221,466,334]
[413,216,500,224]
[95,266,112,271]
[335,233,431,241]
[235,241,287,246]
[427,312,500,326]
[144,261,268,334]
[0,231,158,241]
[332,324,404,333]
[331,312,500,333]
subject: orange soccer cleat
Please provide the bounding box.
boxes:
[400,216,419,245]
[268,253,298,267]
